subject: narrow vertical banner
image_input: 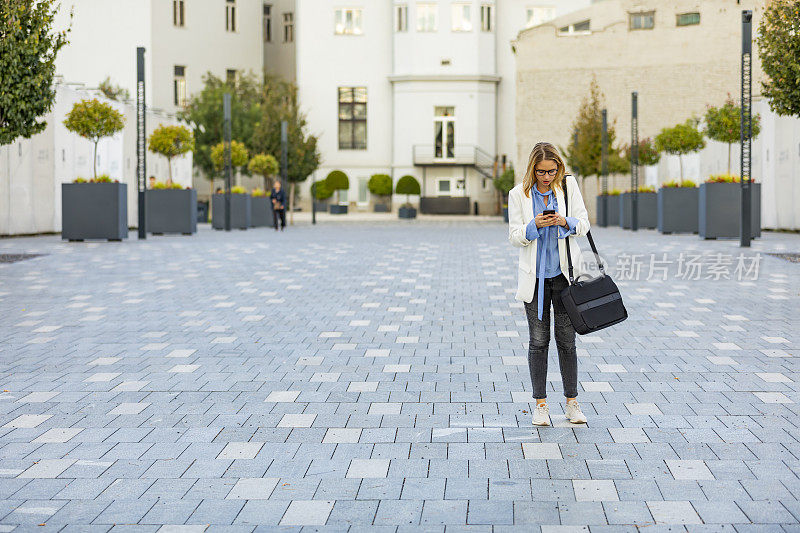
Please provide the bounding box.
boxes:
[740,10,753,247]
[136,47,146,239]
[601,109,608,229]
[223,93,232,232]
[631,92,639,232]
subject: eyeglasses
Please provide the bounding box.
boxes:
[534,169,558,177]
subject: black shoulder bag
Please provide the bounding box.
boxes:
[559,177,628,334]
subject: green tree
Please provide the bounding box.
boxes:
[654,118,706,183]
[494,166,515,207]
[368,174,393,204]
[0,0,71,145]
[325,170,349,204]
[247,153,279,190]
[395,175,420,207]
[311,179,333,202]
[562,77,629,197]
[251,73,320,223]
[147,124,194,182]
[704,95,761,175]
[620,137,661,179]
[63,99,125,179]
[178,71,262,183]
[210,140,249,193]
[756,0,800,117]
[98,76,130,101]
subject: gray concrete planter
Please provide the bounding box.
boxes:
[61,182,127,241]
[313,202,329,212]
[373,203,390,213]
[619,192,657,229]
[657,187,698,234]
[329,204,348,214]
[595,195,620,227]
[146,189,197,235]
[503,207,508,223]
[699,182,761,239]
[399,206,417,219]
[250,196,273,227]
[212,193,251,230]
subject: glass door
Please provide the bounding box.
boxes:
[434,106,455,160]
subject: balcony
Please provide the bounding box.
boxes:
[412,144,496,179]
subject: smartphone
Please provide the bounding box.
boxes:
[542,209,556,216]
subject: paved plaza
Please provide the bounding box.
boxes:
[0,219,799,532]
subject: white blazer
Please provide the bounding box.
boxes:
[507,174,591,303]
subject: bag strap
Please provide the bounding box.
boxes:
[562,175,605,284]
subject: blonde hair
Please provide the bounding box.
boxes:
[522,142,566,198]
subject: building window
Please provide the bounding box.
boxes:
[525,6,555,28]
[283,12,294,42]
[396,5,408,32]
[558,19,590,34]
[629,11,654,30]
[676,12,700,26]
[173,0,185,27]
[225,0,236,32]
[480,4,493,32]
[451,3,472,32]
[174,65,186,107]
[335,8,363,35]
[226,69,237,85]
[263,4,272,41]
[338,87,367,150]
[416,3,437,32]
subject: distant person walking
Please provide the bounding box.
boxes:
[507,142,591,426]
[271,180,287,231]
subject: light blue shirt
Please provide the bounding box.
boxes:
[524,186,578,320]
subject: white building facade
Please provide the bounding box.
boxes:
[274,0,591,214]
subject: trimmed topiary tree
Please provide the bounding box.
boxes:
[395,175,420,207]
[247,153,279,190]
[210,140,249,193]
[368,174,393,209]
[704,95,761,175]
[654,118,706,184]
[311,179,333,202]
[63,98,125,180]
[325,170,349,204]
[148,124,194,184]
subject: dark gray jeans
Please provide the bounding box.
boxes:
[523,272,578,400]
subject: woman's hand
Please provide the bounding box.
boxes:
[535,213,562,228]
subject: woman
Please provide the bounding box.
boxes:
[271,180,287,231]
[507,142,591,426]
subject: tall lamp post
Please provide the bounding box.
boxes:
[740,10,753,247]
[223,93,232,232]
[136,47,146,240]
[601,109,608,227]
[631,92,639,232]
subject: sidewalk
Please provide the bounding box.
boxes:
[0,221,798,530]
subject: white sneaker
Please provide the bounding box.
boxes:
[565,399,587,424]
[533,402,551,426]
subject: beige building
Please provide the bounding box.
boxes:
[513,0,777,222]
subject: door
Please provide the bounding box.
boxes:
[434,106,455,160]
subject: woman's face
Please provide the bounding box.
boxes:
[534,159,559,189]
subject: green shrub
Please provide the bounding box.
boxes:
[395,175,420,207]
[311,180,333,201]
[231,185,247,194]
[662,179,697,188]
[368,174,393,197]
[63,99,126,180]
[705,173,757,184]
[326,170,349,190]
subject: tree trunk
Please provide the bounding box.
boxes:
[727,143,732,175]
[93,140,98,180]
[289,181,295,225]
[167,156,173,182]
[679,155,684,184]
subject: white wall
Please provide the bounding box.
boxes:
[55,0,153,105]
